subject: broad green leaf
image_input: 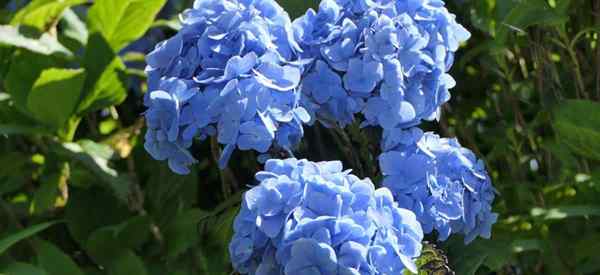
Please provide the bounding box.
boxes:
[164,209,210,259]
[0,25,71,56]
[51,140,129,201]
[87,0,167,51]
[65,188,129,244]
[553,100,600,160]
[35,240,84,275]
[26,68,86,129]
[113,216,152,250]
[10,0,86,31]
[1,262,48,275]
[77,33,127,114]
[86,227,149,275]
[531,205,600,220]
[0,221,60,254]
[5,51,55,113]
[496,0,567,44]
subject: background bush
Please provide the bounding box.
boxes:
[0,0,599,274]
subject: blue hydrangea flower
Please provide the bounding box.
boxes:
[230,158,424,275]
[144,0,309,174]
[378,128,497,243]
[294,0,470,128]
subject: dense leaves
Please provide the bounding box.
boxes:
[1,0,600,274]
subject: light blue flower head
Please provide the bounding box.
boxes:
[294,0,470,129]
[144,0,310,174]
[229,158,424,275]
[379,128,497,244]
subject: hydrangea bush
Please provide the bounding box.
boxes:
[229,158,424,275]
[141,0,497,274]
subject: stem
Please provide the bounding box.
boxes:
[210,137,232,199]
[332,127,364,177]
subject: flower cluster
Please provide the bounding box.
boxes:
[294,0,470,128]
[144,0,310,174]
[378,128,497,243]
[229,158,424,275]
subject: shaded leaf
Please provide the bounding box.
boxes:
[51,140,129,201]
[35,240,84,275]
[553,100,600,160]
[1,262,48,275]
[65,188,129,244]
[0,221,60,254]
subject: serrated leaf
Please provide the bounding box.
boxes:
[0,221,60,254]
[87,0,167,51]
[26,68,86,129]
[10,0,86,31]
[553,100,600,160]
[0,25,71,56]
[35,240,84,275]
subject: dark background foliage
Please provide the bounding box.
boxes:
[0,0,599,274]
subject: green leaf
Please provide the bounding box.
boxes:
[35,240,84,275]
[65,188,129,244]
[87,0,167,51]
[164,209,210,259]
[86,227,149,275]
[553,100,600,160]
[26,68,86,129]
[496,0,567,44]
[51,139,130,201]
[59,8,88,47]
[531,205,600,220]
[0,25,71,56]
[113,216,152,250]
[0,124,49,136]
[1,262,48,275]
[77,33,127,114]
[10,0,86,31]
[5,51,55,113]
[0,221,60,254]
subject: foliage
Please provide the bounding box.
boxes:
[0,0,599,274]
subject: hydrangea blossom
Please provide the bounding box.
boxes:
[378,128,497,243]
[294,0,470,128]
[144,0,310,174]
[230,158,424,274]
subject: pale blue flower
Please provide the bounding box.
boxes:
[379,129,497,243]
[144,0,309,173]
[294,0,470,129]
[230,158,423,275]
